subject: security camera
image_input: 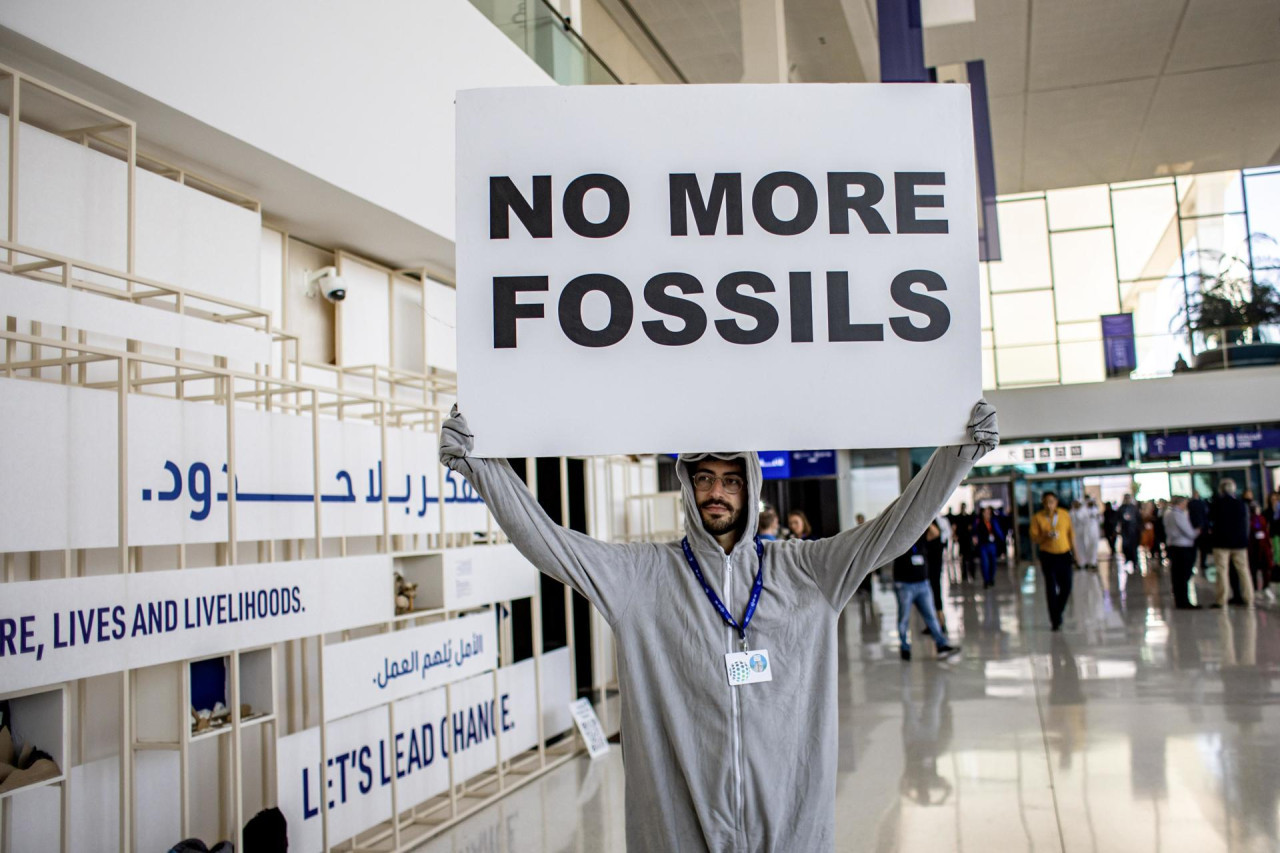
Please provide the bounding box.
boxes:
[305,266,347,303]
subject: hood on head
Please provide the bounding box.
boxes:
[675,451,763,556]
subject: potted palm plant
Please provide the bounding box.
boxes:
[1177,236,1280,369]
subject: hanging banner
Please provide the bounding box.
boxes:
[0,377,488,553]
[277,649,573,853]
[1101,313,1137,377]
[456,84,981,456]
[0,556,392,693]
[322,612,498,721]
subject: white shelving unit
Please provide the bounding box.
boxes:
[0,685,68,798]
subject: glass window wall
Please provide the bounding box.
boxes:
[981,166,1280,389]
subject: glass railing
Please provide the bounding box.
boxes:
[469,0,621,85]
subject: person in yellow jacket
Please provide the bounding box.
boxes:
[1031,492,1077,631]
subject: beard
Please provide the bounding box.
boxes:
[699,499,743,536]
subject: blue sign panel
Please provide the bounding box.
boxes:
[1101,313,1137,377]
[789,450,838,479]
[1148,428,1280,457]
[757,451,791,480]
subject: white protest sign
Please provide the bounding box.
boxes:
[278,649,573,853]
[568,697,610,759]
[0,377,489,553]
[322,612,498,721]
[456,84,980,456]
[0,555,392,693]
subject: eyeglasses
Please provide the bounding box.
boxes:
[692,472,745,495]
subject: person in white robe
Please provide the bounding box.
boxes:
[1071,497,1102,569]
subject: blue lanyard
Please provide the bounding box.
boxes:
[680,536,765,651]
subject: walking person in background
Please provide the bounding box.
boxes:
[951,504,975,582]
[894,525,960,662]
[1154,499,1168,564]
[1118,494,1141,571]
[1163,497,1200,609]
[757,508,781,541]
[925,516,949,633]
[786,509,817,541]
[1103,501,1119,561]
[1210,480,1253,608]
[1189,490,1211,572]
[1140,502,1157,567]
[1267,492,1280,581]
[1031,492,1076,631]
[1248,501,1273,601]
[1071,497,1101,571]
[974,506,1004,589]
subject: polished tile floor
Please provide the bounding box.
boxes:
[415,554,1280,852]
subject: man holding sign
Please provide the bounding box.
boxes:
[439,402,996,851]
[450,83,993,850]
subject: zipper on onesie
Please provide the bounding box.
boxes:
[726,551,745,849]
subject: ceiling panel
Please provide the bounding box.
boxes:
[626,0,743,82]
[1022,78,1158,190]
[923,0,1028,97]
[625,0,1280,191]
[1027,0,1183,91]
[786,0,866,82]
[989,93,1026,192]
[1165,0,1280,73]
[1132,61,1280,176]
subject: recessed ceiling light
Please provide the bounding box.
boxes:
[1154,161,1195,176]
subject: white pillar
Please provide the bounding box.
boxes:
[835,449,856,532]
[739,0,788,83]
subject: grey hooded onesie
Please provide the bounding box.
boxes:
[439,402,997,852]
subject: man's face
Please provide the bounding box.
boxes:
[692,458,747,536]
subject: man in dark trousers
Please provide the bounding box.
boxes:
[895,523,959,661]
[1117,494,1141,570]
[1210,479,1253,608]
[1031,491,1077,631]
[950,504,974,581]
[1188,490,1210,571]
[1163,497,1199,609]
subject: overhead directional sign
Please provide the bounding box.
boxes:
[1148,429,1280,458]
[975,438,1123,468]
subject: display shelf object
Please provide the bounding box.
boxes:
[398,544,538,612]
[188,654,231,738]
[237,646,275,729]
[0,685,68,799]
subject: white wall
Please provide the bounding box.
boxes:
[0,0,554,245]
[988,366,1280,440]
[334,254,391,367]
[424,278,458,373]
[0,115,262,307]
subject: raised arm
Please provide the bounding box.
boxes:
[439,408,655,625]
[797,400,999,610]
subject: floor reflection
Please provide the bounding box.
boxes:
[413,554,1280,853]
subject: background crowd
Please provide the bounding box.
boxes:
[763,480,1280,659]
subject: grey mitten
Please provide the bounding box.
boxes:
[439,404,475,474]
[958,399,999,461]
